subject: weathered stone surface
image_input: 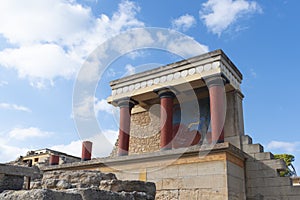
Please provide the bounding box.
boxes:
[79,188,153,200]
[0,174,24,193]
[0,164,40,178]
[99,179,156,199]
[156,190,179,200]
[0,188,154,200]
[1,170,156,200]
[0,189,82,200]
[41,170,117,189]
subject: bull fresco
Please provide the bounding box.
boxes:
[172,98,211,148]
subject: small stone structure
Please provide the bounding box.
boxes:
[0,164,40,193]
[0,174,24,193]
[0,170,156,200]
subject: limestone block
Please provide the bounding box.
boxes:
[162,165,179,178]
[228,175,245,192]
[115,171,140,181]
[181,174,226,189]
[247,186,293,197]
[246,194,264,200]
[182,176,210,189]
[245,160,261,171]
[261,159,287,171]
[245,168,278,179]
[162,178,183,190]
[247,177,265,188]
[99,179,156,199]
[0,189,82,200]
[146,169,165,180]
[197,161,226,176]
[290,186,300,195]
[227,162,244,179]
[178,163,198,177]
[228,189,246,200]
[263,177,292,187]
[41,170,117,189]
[241,135,253,145]
[156,190,179,200]
[284,196,300,200]
[225,136,242,149]
[178,189,199,200]
[197,188,228,200]
[243,144,264,154]
[79,188,153,200]
[253,152,274,160]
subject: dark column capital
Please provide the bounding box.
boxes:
[114,97,138,108]
[204,75,228,88]
[154,87,176,99]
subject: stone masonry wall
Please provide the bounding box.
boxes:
[130,111,161,154]
[1,170,156,200]
[0,174,24,193]
[111,110,161,157]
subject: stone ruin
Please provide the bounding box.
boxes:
[0,168,156,200]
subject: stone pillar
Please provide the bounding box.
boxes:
[49,155,59,165]
[25,160,32,190]
[81,141,93,161]
[205,76,226,143]
[156,89,175,150]
[117,98,136,156]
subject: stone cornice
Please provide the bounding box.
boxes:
[107,49,242,104]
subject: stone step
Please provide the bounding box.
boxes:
[243,143,264,154]
[252,152,274,160]
[261,159,287,172]
[241,135,253,145]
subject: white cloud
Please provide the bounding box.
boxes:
[0,126,54,162]
[0,0,93,45]
[0,80,8,86]
[50,140,82,158]
[200,0,262,36]
[172,14,196,31]
[250,68,257,78]
[51,129,118,158]
[0,142,28,163]
[0,44,80,83]
[73,96,115,119]
[125,64,136,76]
[267,141,300,153]
[8,127,53,140]
[166,35,209,58]
[0,0,144,88]
[95,98,115,115]
[0,102,31,112]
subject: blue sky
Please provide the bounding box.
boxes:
[0,0,299,173]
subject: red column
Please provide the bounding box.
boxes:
[157,90,175,150]
[206,76,226,143]
[81,141,92,161]
[117,99,135,156]
[49,155,59,165]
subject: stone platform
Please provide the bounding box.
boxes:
[41,141,300,200]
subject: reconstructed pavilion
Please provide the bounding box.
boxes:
[42,49,300,200]
[108,49,244,156]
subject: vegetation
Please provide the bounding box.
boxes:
[274,154,297,177]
